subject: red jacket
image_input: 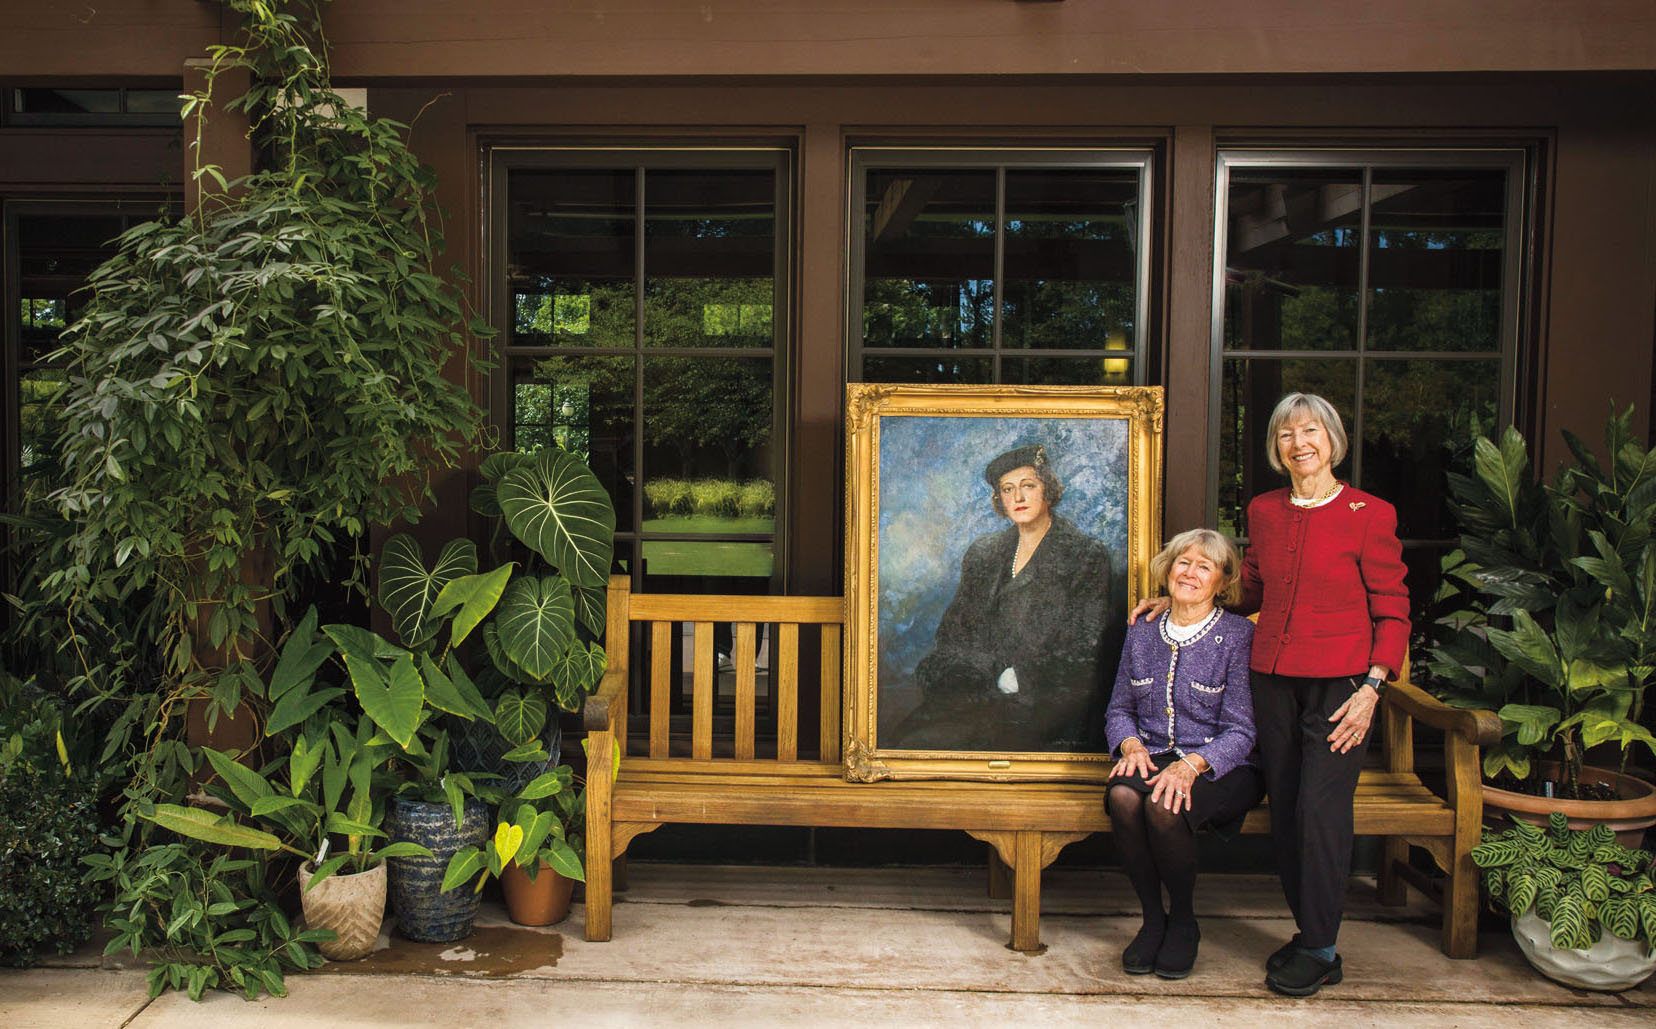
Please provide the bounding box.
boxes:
[1237,485,1410,680]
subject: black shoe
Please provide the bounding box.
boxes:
[1153,919,1200,980]
[1265,935,1303,973]
[1266,951,1343,997]
[1121,923,1165,975]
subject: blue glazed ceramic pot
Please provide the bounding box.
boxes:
[386,795,489,943]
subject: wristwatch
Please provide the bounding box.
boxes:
[1361,673,1387,696]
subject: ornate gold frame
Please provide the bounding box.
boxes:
[843,383,1165,783]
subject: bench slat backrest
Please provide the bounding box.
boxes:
[608,576,845,766]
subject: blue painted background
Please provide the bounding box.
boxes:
[877,416,1129,686]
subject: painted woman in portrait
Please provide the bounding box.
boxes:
[889,444,1114,752]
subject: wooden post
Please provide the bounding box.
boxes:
[584,720,615,942]
[1443,730,1483,958]
[1379,694,1413,906]
[1009,831,1044,952]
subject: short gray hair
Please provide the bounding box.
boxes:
[1149,528,1242,608]
[1264,392,1349,475]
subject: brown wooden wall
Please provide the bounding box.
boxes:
[6,1,1653,78]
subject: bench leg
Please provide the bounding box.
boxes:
[1379,837,1408,906]
[987,847,1013,900]
[585,843,613,942]
[1010,831,1043,952]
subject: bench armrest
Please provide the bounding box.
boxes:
[1384,679,1501,747]
[583,665,628,732]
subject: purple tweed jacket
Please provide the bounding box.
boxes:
[1104,609,1258,779]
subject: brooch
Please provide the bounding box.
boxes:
[1349,501,1366,512]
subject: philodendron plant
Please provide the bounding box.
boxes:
[378,447,615,723]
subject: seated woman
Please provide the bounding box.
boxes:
[892,443,1113,752]
[1105,528,1261,979]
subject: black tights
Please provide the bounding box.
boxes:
[1107,784,1199,925]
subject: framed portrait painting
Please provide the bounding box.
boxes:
[843,384,1164,783]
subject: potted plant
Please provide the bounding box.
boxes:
[1427,407,1656,840]
[1473,812,1656,990]
[441,766,586,927]
[140,609,443,959]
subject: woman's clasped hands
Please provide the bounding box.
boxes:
[1111,738,1202,814]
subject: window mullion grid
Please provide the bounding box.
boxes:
[991,165,1005,380]
[1352,165,1373,488]
[632,166,648,587]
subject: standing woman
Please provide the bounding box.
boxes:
[1131,392,1408,997]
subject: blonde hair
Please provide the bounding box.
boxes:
[1149,528,1243,608]
[1264,392,1349,475]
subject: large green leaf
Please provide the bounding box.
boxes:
[549,639,608,712]
[1473,428,1532,531]
[496,576,575,680]
[1498,703,1562,747]
[1487,609,1564,688]
[497,449,615,587]
[378,535,478,648]
[431,563,514,650]
[265,685,346,737]
[572,584,608,637]
[418,653,496,723]
[325,627,424,749]
[494,688,550,748]
[269,606,333,704]
[201,747,275,810]
[145,804,285,852]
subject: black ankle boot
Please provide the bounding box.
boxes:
[1154,918,1200,979]
[1121,921,1165,975]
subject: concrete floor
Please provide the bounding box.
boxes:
[3,863,1652,1027]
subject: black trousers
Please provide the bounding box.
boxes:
[1251,671,1370,950]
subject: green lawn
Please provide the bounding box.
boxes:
[641,516,775,578]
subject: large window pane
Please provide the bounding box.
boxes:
[513,356,637,532]
[644,170,775,350]
[1366,169,1505,353]
[1361,358,1500,541]
[1001,168,1137,351]
[1218,358,1356,536]
[1223,168,1362,353]
[508,170,635,348]
[862,169,995,350]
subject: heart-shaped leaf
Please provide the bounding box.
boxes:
[497,449,615,588]
[378,535,478,648]
[493,821,524,867]
[353,651,425,750]
[496,576,575,680]
[494,688,550,748]
[549,640,608,712]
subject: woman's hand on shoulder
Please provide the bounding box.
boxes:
[1127,595,1169,624]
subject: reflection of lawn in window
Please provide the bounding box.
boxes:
[642,516,775,577]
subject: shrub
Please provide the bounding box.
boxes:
[690,479,741,518]
[645,478,692,519]
[0,768,104,968]
[739,479,776,518]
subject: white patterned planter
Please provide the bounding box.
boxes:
[1511,909,1656,992]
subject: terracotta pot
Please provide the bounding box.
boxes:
[1483,762,1656,850]
[299,860,386,961]
[500,859,575,926]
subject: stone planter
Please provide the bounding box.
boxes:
[1511,909,1656,991]
[1483,762,1656,849]
[500,859,575,927]
[298,859,386,961]
[385,796,489,943]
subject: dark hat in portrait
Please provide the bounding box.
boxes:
[984,444,1048,485]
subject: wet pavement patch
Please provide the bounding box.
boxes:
[317,926,564,977]
[687,898,728,907]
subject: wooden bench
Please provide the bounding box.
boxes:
[583,575,1501,957]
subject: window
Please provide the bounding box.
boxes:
[490,148,790,593]
[3,201,173,510]
[849,147,1152,385]
[1213,149,1530,616]
[7,88,181,127]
